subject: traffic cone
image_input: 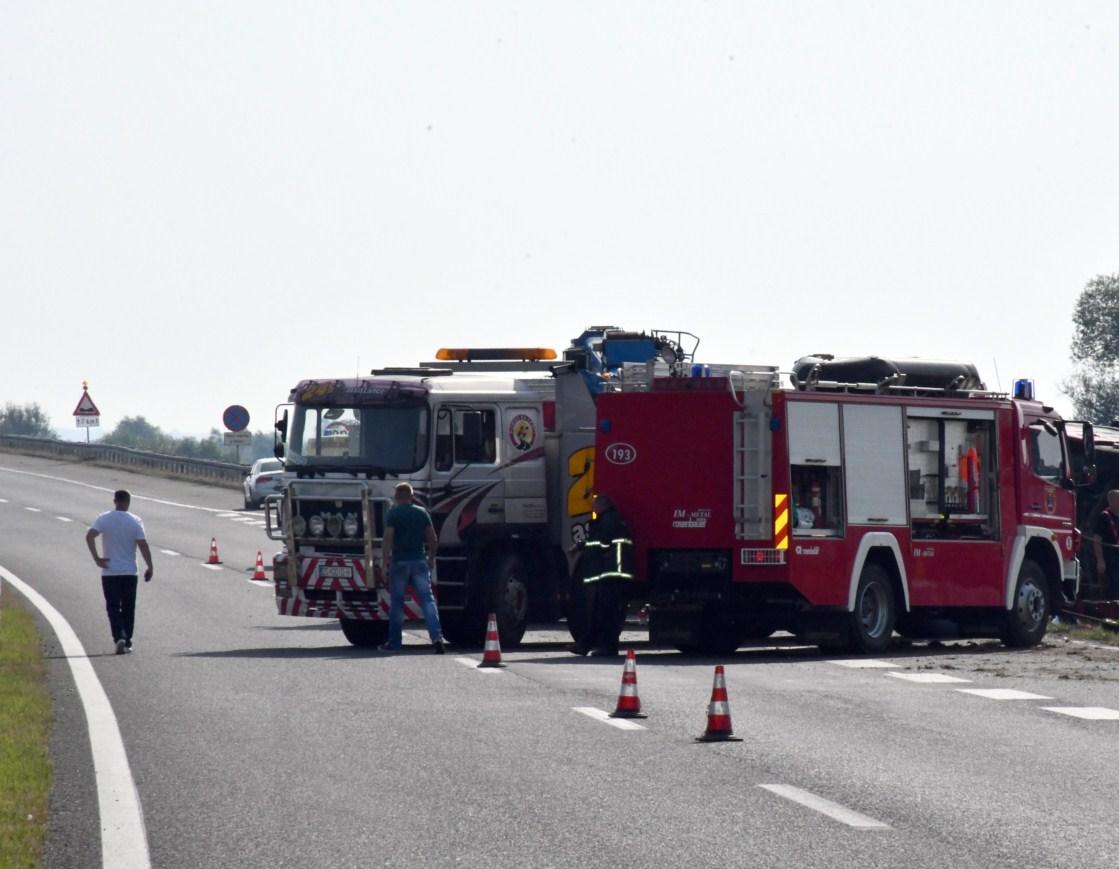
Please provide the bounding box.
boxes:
[207,538,222,565]
[610,649,647,719]
[477,612,506,668]
[252,550,267,580]
[696,665,743,742]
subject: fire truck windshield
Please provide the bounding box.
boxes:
[285,403,430,473]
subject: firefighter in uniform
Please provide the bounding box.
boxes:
[569,494,634,657]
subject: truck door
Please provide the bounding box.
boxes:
[1019,413,1076,534]
[431,405,501,539]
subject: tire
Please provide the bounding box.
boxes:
[847,562,896,653]
[244,493,253,510]
[338,618,389,648]
[487,552,529,649]
[1002,558,1050,648]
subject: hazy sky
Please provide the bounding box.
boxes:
[3,2,1117,437]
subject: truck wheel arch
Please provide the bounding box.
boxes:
[846,533,910,613]
[1004,528,1064,611]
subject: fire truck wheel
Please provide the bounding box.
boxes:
[1002,558,1050,648]
[486,552,529,648]
[339,618,389,648]
[848,563,896,653]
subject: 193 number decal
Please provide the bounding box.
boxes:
[604,442,637,465]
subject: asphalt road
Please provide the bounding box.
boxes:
[3,452,1119,868]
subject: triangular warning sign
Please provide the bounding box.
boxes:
[73,390,100,416]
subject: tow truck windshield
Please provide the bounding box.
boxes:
[286,403,429,473]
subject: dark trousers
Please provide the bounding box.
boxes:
[1105,550,1119,600]
[102,575,138,644]
[585,579,625,653]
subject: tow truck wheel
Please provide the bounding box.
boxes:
[339,618,389,648]
[847,563,896,653]
[1002,558,1050,648]
[487,552,529,649]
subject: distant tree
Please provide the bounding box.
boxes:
[0,402,54,437]
[1067,274,1119,424]
[102,416,171,452]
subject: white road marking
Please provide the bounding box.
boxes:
[0,565,151,868]
[0,466,232,514]
[956,688,1052,701]
[57,516,74,522]
[887,672,971,684]
[246,578,272,588]
[572,706,646,731]
[1042,707,1119,720]
[828,659,900,669]
[454,656,505,672]
[0,497,8,502]
[159,549,180,557]
[25,506,42,512]
[200,564,224,571]
[216,512,242,519]
[758,784,890,829]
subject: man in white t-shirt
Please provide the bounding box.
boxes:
[85,489,154,654]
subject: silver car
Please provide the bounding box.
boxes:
[243,458,285,509]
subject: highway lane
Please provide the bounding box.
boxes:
[3,453,1119,868]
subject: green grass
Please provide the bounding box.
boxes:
[0,589,51,869]
[1050,619,1119,646]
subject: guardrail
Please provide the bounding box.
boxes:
[0,435,249,487]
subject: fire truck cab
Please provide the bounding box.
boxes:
[593,356,1087,653]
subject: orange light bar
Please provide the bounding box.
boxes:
[435,347,558,362]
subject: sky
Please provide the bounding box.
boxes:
[3,1,1117,439]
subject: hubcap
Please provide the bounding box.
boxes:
[1016,580,1046,631]
[503,574,528,624]
[859,583,888,638]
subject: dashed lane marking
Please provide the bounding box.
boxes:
[887,672,971,684]
[956,688,1052,701]
[159,549,180,557]
[827,659,900,669]
[572,706,646,731]
[0,565,152,868]
[1041,707,1119,720]
[57,516,74,522]
[454,656,505,672]
[25,506,42,512]
[758,784,890,829]
[200,564,224,572]
[0,497,8,502]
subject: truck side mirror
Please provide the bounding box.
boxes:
[459,411,487,463]
[1080,421,1096,487]
[274,408,289,460]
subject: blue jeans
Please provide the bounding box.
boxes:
[387,559,443,648]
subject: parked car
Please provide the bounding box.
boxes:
[243,458,285,509]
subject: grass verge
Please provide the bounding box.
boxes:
[1050,620,1119,647]
[0,587,51,869]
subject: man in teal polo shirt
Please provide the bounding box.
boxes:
[380,482,447,653]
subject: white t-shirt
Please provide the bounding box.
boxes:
[91,509,147,575]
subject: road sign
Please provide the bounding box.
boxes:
[223,405,250,432]
[75,416,100,428]
[223,430,252,446]
[73,387,100,417]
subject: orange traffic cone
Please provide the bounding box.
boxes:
[610,649,647,719]
[696,665,743,742]
[252,550,267,580]
[477,612,506,668]
[207,537,222,565]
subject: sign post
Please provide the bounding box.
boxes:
[222,404,251,464]
[73,381,101,443]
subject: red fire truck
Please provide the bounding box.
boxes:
[593,356,1092,653]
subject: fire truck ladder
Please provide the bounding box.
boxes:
[729,369,774,539]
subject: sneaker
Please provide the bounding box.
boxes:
[589,647,619,657]
[123,645,133,654]
[433,639,447,655]
[115,639,127,655]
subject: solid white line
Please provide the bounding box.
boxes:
[25,506,42,512]
[827,659,899,669]
[454,656,505,672]
[57,516,74,522]
[758,784,890,829]
[0,565,151,868]
[0,466,230,514]
[1042,706,1119,720]
[159,549,180,557]
[956,688,1052,701]
[572,706,646,731]
[887,672,971,684]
